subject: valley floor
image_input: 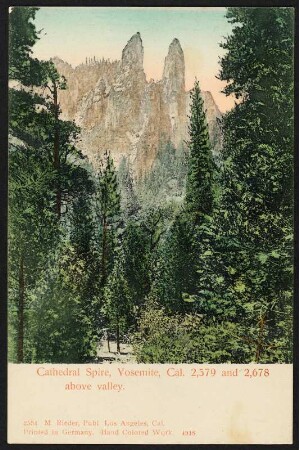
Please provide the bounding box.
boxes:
[96,339,136,364]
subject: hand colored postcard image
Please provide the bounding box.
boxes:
[6,4,296,445]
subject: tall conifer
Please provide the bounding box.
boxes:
[185,81,215,222]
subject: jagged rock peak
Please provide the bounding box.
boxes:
[52,34,222,176]
[201,91,222,118]
[163,38,185,91]
[122,32,144,71]
[168,38,183,54]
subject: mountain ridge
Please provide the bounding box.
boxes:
[53,33,222,177]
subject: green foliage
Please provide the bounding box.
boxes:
[95,151,121,286]
[185,81,216,221]
[8,6,294,364]
[69,171,95,258]
[9,7,41,85]
[103,251,134,340]
[148,80,217,315]
[198,6,294,363]
[8,141,58,362]
[149,212,197,313]
[121,219,151,311]
[97,152,121,220]
[29,243,98,363]
[220,7,294,104]
[134,8,293,364]
[8,7,97,362]
[134,302,251,363]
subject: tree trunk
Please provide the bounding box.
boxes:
[107,332,111,353]
[255,315,265,363]
[101,214,107,286]
[17,255,25,363]
[116,320,120,354]
[53,82,61,220]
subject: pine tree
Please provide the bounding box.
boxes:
[151,81,216,313]
[8,142,58,362]
[96,151,121,287]
[30,241,98,363]
[39,61,67,220]
[103,250,133,353]
[198,7,294,362]
[185,80,216,223]
[121,220,151,314]
[8,8,57,362]
[149,213,196,314]
[9,7,41,86]
[8,7,93,362]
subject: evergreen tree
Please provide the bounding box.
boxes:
[96,152,121,287]
[149,213,197,314]
[30,241,97,363]
[69,172,95,259]
[9,7,41,86]
[8,7,57,362]
[8,6,294,365]
[39,61,67,220]
[103,250,134,353]
[8,7,93,362]
[8,142,57,362]
[185,80,216,222]
[151,81,216,313]
[122,219,151,314]
[196,7,294,362]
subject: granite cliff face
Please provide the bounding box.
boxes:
[54,33,221,177]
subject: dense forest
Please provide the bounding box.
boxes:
[8,7,294,364]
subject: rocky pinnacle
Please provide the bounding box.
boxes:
[122,32,144,72]
[53,33,221,175]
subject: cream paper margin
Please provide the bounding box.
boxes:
[8,363,292,444]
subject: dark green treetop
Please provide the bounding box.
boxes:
[185,80,216,222]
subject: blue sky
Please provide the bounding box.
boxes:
[32,7,234,111]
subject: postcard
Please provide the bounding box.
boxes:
[6,4,296,445]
